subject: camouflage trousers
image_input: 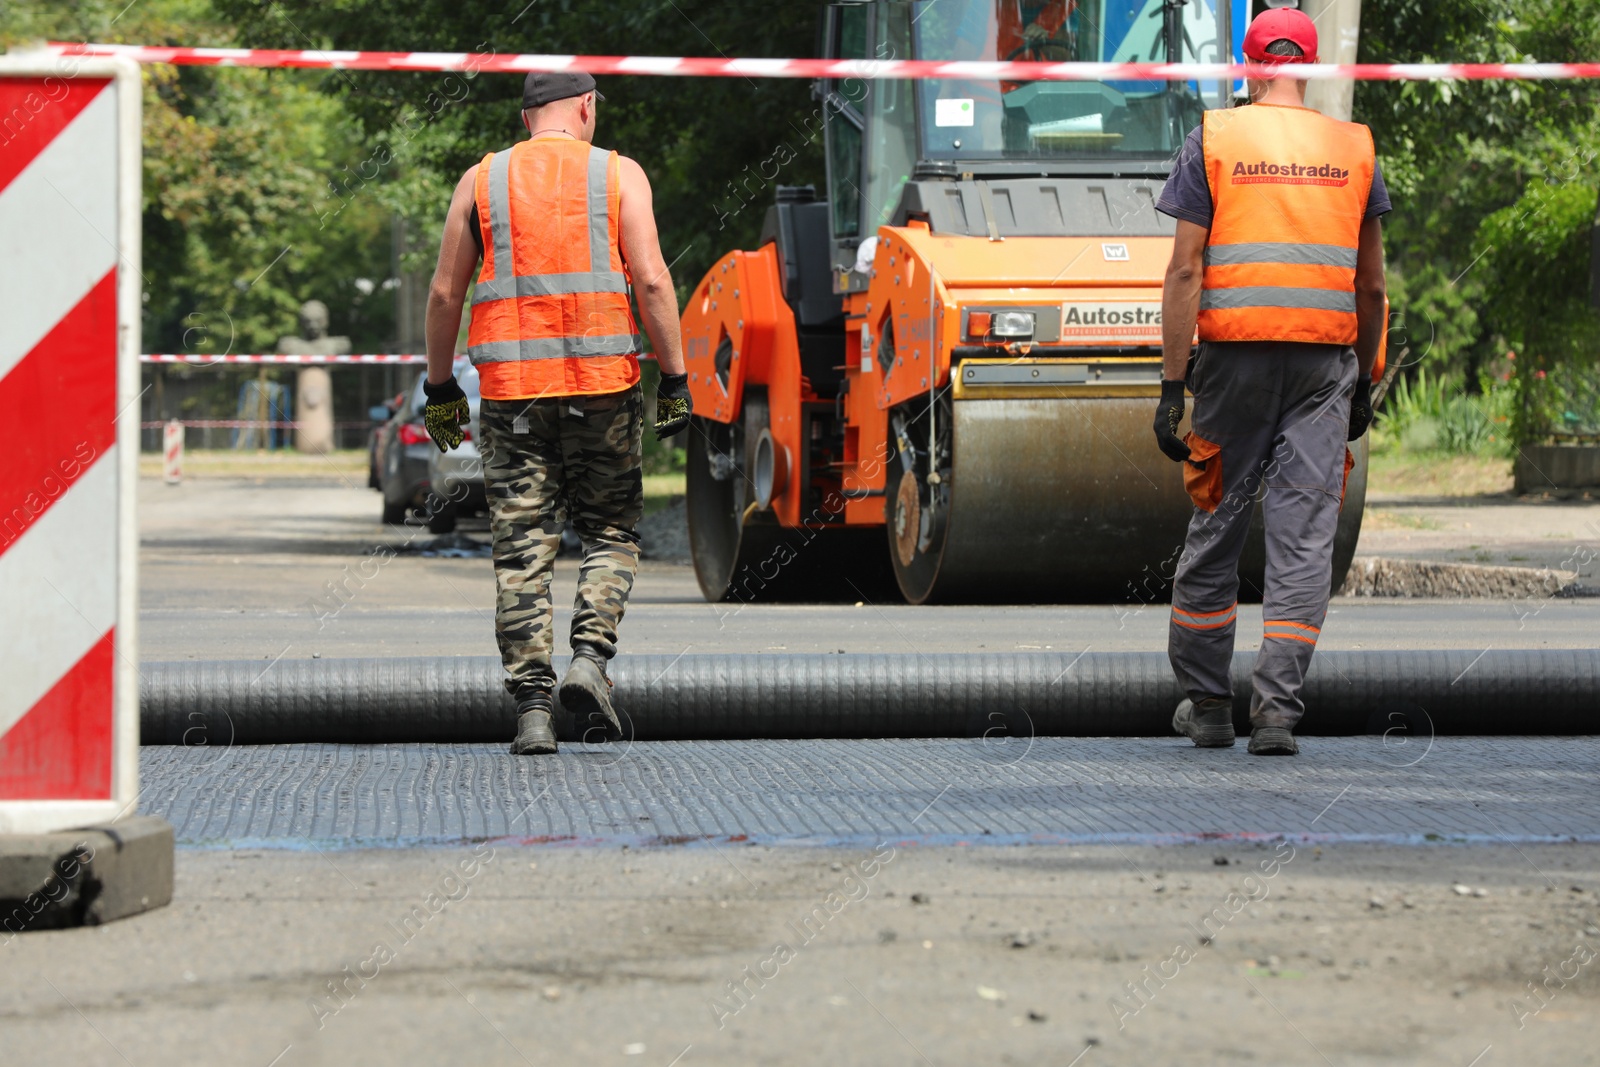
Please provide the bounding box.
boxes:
[478,387,644,699]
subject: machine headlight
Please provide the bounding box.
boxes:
[991,311,1035,338]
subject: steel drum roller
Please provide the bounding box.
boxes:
[889,396,1367,604]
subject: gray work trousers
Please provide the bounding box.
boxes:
[1168,342,1357,729]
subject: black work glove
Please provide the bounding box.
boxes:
[654,373,692,439]
[1154,379,1191,463]
[421,375,470,453]
[1348,376,1373,441]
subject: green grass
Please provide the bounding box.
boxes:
[1372,368,1515,459]
[1365,451,1513,499]
[139,448,367,479]
[1364,509,1444,531]
[643,472,686,516]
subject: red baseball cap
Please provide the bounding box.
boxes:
[1242,8,1319,64]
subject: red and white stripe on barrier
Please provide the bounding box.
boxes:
[39,42,1600,81]
[0,57,142,834]
[142,352,428,364]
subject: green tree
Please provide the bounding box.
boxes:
[3,0,398,353]
[1356,0,1600,444]
[1478,179,1600,441]
[212,0,827,296]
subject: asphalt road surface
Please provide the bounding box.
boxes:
[138,478,1600,661]
[8,840,1599,1066]
[13,474,1580,1067]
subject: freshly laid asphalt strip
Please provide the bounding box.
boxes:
[140,649,1600,743]
[138,737,1599,846]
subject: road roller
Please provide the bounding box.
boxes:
[681,0,1374,604]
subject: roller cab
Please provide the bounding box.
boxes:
[682,0,1368,603]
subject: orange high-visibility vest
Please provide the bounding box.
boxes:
[467,138,641,400]
[1198,103,1375,345]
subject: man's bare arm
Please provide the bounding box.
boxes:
[1353,215,1387,379]
[1162,220,1209,381]
[616,156,686,376]
[425,166,481,386]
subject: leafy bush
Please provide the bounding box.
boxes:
[1374,368,1514,457]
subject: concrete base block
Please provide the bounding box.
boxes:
[0,816,174,934]
[1516,445,1600,493]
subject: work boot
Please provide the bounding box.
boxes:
[1248,726,1299,756]
[559,653,623,743]
[509,692,557,756]
[1172,697,1236,748]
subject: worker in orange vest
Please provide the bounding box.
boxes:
[1153,9,1390,755]
[422,71,692,755]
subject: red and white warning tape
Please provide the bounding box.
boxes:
[141,353,657,364]
[42,42,1600,82]
[139,420,373,429]
[142,353,427,364]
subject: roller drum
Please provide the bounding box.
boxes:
[897,397,1366,604]
[688,406,896,603]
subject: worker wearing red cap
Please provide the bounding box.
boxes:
[1152,7,1391,756]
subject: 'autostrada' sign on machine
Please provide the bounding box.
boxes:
[1060,301,1163,342]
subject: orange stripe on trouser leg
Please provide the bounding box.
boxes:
[1264,620,1321,634]
[1172,601,1239,621]
[1263,631,1318,645]
[1172,610,1237,631]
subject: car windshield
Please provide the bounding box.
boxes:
[912,0,1231,161]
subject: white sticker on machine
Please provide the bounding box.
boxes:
[935,98,975,127]
[1060,302,1163,342]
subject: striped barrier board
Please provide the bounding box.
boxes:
[35,42,1600,81]
[161,419,183,485]
[0,57,142,834]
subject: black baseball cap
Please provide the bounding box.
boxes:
[522,71,604,109]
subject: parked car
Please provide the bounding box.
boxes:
[423,359,487,533]
[367,389,404,490]
[371,357,488,530]
[372,373,435,525]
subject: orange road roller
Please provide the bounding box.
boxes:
[681,0,1369,604]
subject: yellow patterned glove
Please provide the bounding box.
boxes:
[654,373,693,439]
[422,376,470,453]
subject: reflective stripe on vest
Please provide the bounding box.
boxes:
[1197,104,1374,346]
[1201,287,1357,313]
[469,335,642,362]
[1203,242,1359,269]
[466,139,641,400]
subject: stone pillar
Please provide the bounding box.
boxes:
[277,299,349,454]
[295,366,335,454]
